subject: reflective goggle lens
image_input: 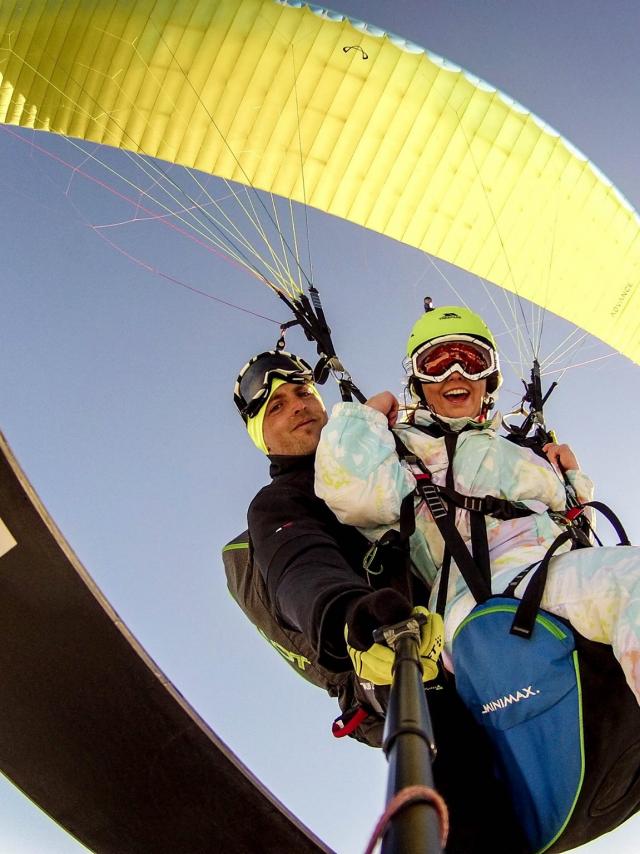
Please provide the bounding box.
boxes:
[413,339,495,382]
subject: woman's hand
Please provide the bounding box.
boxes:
[542,442,580,472]
[365,391,399,427]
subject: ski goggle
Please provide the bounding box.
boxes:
[411,335,498,383]
[234,350,314,422]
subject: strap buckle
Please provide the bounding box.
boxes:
[363,530,404,576]
[363,542,382,574]
[463,495,484,513]
[551,508,591,547]
[549,506,591,546]
[419,483,448,520]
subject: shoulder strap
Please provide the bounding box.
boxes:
[509,530,574,638]
[393,431,492,611]
[436,432,459,615]
[580,501,631,546]
[509,499,632,638]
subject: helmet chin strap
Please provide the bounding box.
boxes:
[410,376,433,414]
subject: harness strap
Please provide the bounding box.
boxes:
[506,498,632,638]
[394,431,492,609]
[418,477,492,607]
[359,439,418,601]
[435,433,458,615]
[396,424,534,519]
[502,560,541,597]
[582,500,631,546]
[510,531,575,638]
[470,511,491,589]
[362,524,416,603]
[435,486,534,521]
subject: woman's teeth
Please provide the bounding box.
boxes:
[444,388,469,398]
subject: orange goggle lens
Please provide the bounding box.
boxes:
[414,341,494,382]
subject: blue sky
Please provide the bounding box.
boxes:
[1,1,639,851]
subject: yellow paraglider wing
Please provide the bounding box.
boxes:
[1,0,638,361]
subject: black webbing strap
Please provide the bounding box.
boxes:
[416,475,493,607]
[396,424,535,523]
[392,431,492,609]
[581,501,631,546]
[469,511,491,590]
[509,499,632,638]
[435,433,457,615]
[434,486,535,521]
[362,486,417,602]
[502,560,541,597]
[510,530,574,638]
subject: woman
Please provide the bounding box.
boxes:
[315,304,640,704]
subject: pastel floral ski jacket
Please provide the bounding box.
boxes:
[315,403,594,651]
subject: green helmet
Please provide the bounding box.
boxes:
[406,305,502,394]
[407,305,497,356]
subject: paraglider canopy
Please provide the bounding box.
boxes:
[1,0,638,365]
[1,2,640,853]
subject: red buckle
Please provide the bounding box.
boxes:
[565,507,583,522]
[414,472,432,482]
[332,706,368,738]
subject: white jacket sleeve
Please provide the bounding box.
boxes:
[565,469,595,505]
[315,402,416,528]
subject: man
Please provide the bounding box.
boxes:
[234,350,438,672]
[226,348,528,852]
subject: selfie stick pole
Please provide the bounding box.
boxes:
[372,616,446,854]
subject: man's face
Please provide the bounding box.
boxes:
[262,382,328,456]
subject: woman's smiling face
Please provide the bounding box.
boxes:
[421,373,487,419]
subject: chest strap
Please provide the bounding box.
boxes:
[435,485,534,521]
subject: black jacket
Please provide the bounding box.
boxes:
[248,453,372,670]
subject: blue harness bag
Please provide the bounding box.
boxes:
[451,532,640,853]
[453,596,582,851]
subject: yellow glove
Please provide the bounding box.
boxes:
[346,605,444,686]
[413,606,444,682]
[346,629,397,685]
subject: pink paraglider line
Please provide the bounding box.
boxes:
[1,124,281,324]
